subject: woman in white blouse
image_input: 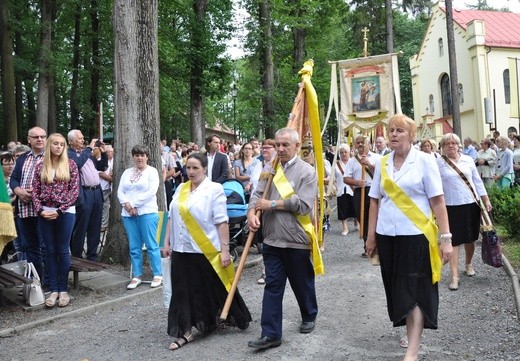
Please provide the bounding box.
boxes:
[334,144,357,235]
[162,152,251,351]
[118,145,162,290]
[437,134,492,291]
[493,136,514,189]
[366,115,452,360]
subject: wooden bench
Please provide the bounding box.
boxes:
[69,256,109,289]
[0,266,32,289]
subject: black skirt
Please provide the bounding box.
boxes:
[376,233,439,329]
[337,192,356,220]
[447,202,480,247]
[167,252,251,338]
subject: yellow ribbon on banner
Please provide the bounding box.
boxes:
[273,163,324,275]
[380,157,441,284]
[299,60,325,250]
[178,181,235,291]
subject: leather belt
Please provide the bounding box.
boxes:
[83,185,100,191]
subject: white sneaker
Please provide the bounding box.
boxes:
[151,276,163,288]
[127,278,142,290]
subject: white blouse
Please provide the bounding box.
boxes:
[436,154,487,206]
[369,148,443,236]
[335,159,353,196]
[117,166,159,216]
[169,177,228,253]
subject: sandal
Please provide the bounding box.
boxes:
[45,292,59,308]
[58,292,70,307]
[400,334,408,348]
[168,333,194,351]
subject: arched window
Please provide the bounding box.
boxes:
[441,74,451,117]
[428,94,435,113]
[438,38,444,57]
[504,69,510,104]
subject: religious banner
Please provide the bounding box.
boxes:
[332,53,402,135]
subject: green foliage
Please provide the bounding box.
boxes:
[486,185,520,242]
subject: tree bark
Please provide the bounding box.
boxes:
[111,0,162,265]
[259,0,275,139]
[445,0,461,137]
[0,0,18,144]
[70,3,82,130]
[189,0,208,147]
[36,0,54,131]
[90,0,100,139]
[386,0,393,53]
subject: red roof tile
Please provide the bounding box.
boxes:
[441,7,520,48]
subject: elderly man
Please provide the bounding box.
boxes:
[247,128,318,350]
[10,127,47,280]
[375,136,390,155]
[463,137,478,160]
[68,130,108,261]
[343,135,381,257]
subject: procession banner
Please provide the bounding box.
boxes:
[332,53,402,136]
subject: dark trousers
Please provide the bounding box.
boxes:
[260,244,318,339]
[353,186,371,242]
[39,213,75,292]
[71,188,103,261]
[164,180,173,209]
[17,216,46,282]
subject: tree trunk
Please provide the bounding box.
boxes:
[445,0,461,137]
[386,0,393,53]
[290,2,305,73]
[70,3,82,130]
[259,0,275,139]
[90,0,100,139]
[36,0,54,131]
[0,0,18,144]
[110,0,162,265]
[189,0,208,147]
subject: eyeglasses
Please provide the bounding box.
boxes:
[243,147,253,150]
[262,146,274,150]
[2,163,14,166]
[29,135,46,139]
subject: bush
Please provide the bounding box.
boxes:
[486,185,520,242]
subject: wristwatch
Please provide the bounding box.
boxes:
[271,200,276,209]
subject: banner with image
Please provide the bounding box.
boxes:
[334,53,402,134]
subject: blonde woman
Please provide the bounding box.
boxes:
[234,142,260,201]
[32,133,79,308]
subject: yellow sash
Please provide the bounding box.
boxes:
[178,181,235,291]
[380,156,441,284]
[272,163,324,275]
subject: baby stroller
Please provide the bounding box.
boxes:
[222,179,249,261]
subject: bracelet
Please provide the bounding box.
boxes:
[440,233,452,243]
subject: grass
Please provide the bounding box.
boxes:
[502,241,520,269]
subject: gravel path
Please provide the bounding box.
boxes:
[1,218,519,360]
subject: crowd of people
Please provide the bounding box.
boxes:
[1,121,519,360]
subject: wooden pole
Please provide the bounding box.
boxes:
[359,164,366,239]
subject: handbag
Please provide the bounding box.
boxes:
[23,262,45,306]
[480,209,503,268]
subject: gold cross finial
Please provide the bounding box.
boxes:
[362,27,369,57]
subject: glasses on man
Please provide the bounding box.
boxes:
[29,135,47,139]
[2,162,14,166]
[262,146,273,150]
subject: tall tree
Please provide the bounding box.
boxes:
[36,0,55,131]
[108,0,162,265]
[89,0,100,139]
[70,2,82,129]
[259,0,275,138]
[0,0,17,144]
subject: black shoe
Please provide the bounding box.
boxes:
[299,321,315,333]
[248,336,282,349]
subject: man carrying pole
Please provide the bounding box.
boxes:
[247,127,319,349]
[343,135,380,257]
